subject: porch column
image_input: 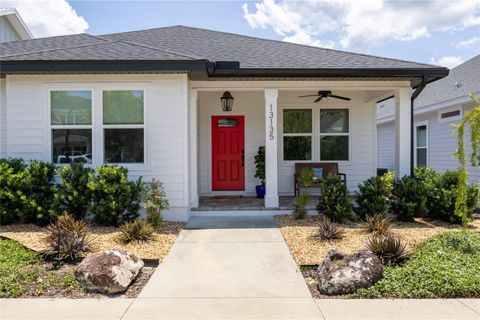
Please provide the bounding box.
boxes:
[264,88,279,208]
[395,87,412,178]
[189,89,199,208]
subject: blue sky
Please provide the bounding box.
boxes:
[5,0,480,68]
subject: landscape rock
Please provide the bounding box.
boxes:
[316,250,383,295]
[75,249,144,294]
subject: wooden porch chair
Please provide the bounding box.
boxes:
[294,163,346,196]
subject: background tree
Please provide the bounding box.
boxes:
[454,94,480,225]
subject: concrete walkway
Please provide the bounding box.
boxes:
[1,216,480,319]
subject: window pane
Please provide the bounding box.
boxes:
[283,109,312,133]
[51,91,91,125]
[416,125,427,147]
[103,90,144,124]
[320,136,349,161]
[52,129,92,164]
[283,136,311,160]
[104,129,144,163]
[320,109,349,133]
[417,148,427,167]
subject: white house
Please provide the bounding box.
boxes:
[377,55,480,183]
[0,26,449,221]
[0,8,33,43]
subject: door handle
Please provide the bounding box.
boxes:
[241,149,245,167]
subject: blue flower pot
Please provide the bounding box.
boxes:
[256,185,265,198]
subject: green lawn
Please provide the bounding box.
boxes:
[0,239,82,298]
[353,231,480,298]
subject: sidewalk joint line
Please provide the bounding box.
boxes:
[456,299,480,315]
[119,298,135,320]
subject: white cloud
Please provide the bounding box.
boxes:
[2,0,89,37]
[242,0,480,49]
[430,56,464,69]
[283,30,335,49]
[456,36,480,49]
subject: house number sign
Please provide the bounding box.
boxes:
[268,104,274,140]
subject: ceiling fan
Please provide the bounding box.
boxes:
[298,90,351,103]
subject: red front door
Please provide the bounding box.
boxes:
[212,116,245,191]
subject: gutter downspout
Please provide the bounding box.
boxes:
[410,76,429,176]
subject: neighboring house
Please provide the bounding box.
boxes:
[377,55,480,183]
[0,8,32,158]
[0,26,448,221]
[0,8,33,43]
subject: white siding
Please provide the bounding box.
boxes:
[377,104,480,183]
[198,91,265,196]
[0,16,22,43]
[5,74,190,220]
[377,122,395,170]
[0,78,6,157]
[277,91,376,194]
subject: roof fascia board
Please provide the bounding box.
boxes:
[0,60,209,73]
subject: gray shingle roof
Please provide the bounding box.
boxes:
[1,25,443,70]
[414,54,480,108]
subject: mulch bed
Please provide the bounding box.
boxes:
[0,221,184,298]
[0,221,185,261]
[275,214,480,265]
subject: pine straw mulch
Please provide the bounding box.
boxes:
[274,214,480,266]
[0,221,185,261]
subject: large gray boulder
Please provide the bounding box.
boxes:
[76,249,144,294]
[316,250,383,295]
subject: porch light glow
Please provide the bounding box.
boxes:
[220,91,234,112]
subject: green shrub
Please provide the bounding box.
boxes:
[422,170,478,224]
[390,175,427,222]
[0,160,56,225]
[0,163,26,225]
[293,194,309,220]
[88,165,143,226]
[54,163,92,220]
[317,174,352,223]
[354,176,390,219]
[353,231,480,298]
[119,219,155,243]
[142,178,169,228]
[0,158,27,173]
[254,146,265,185]
[45,213,93,261]
[19,161,57,225]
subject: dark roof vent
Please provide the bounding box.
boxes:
[454,81,462,88]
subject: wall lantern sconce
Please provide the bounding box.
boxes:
[220,91,234,112]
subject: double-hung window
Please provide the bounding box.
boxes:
[282,109,312,161]
[51,90,93,164]
[415,122,428,167]
[319,109,349,161]
[103,90,145,164]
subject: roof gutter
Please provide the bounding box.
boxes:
[410,76,429,176]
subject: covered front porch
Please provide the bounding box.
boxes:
[188,80,413,210]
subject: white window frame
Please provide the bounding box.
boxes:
[280,107,313,162]
[101,88,147,167]
[414,120,428,167]
[319,107,351,163]
[438,105,462,123]
[48,88,95,165]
